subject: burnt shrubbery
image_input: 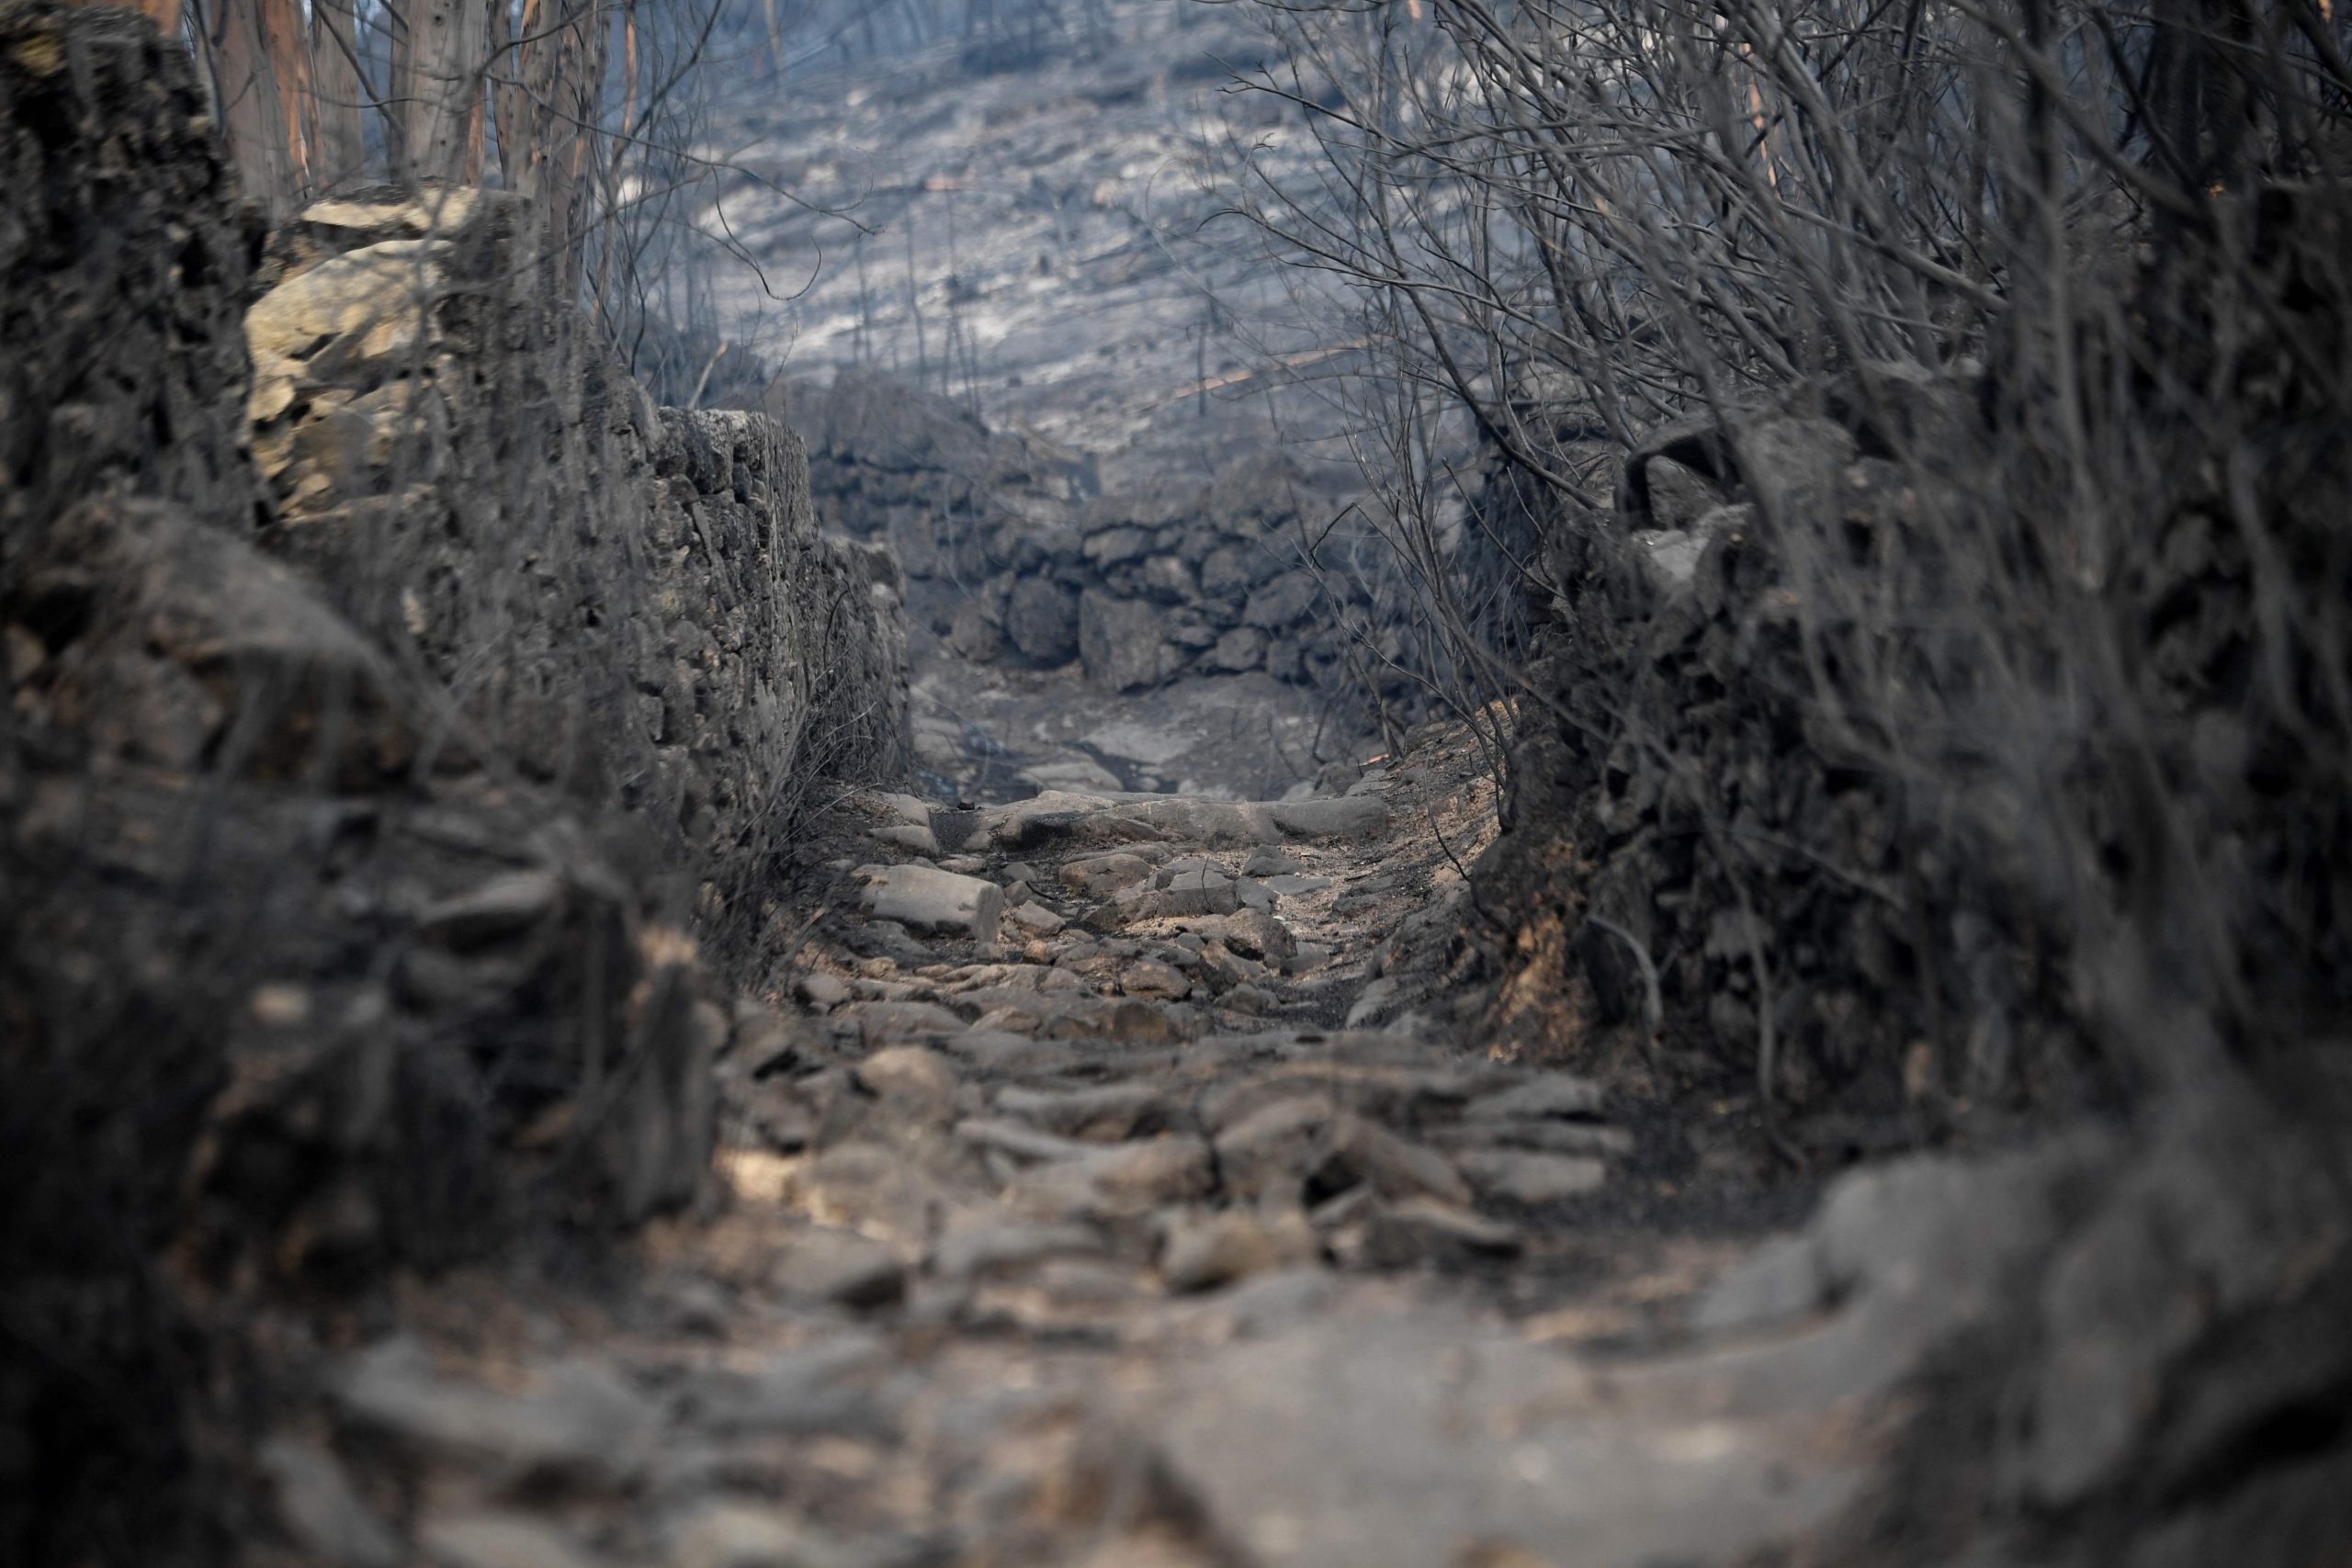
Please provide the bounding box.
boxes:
[1227,0,2352,1138]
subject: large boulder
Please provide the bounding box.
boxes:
[243,238,451,378]
[1242,570,1320,631]
[1002,575,1080,665]
[1079,588,1170,691]
[860,864,1005,942]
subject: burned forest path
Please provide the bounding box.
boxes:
[277,724,2074,1568]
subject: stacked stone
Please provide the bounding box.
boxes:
[797,373,1368,694]
[242,194,911,922]
[0,16,910,1558]
[1478,412,2039,1120]
[1484,322,2352,1124]
[1060,457,1344,692]
[792,367,1087,587]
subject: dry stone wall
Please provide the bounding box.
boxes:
[1476,323,2352,1132]
[793,371,1371,695]
[244,191,909,937]
[1475,421,2037,1123]
[0,8,908,1557]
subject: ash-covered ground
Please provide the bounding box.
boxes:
[710,0,1352,481]
[695,1,1401,800]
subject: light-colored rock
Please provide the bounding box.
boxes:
[958,1115,1102,1164]
[932,1215,1104,1280]
[869,791,936,826]
[1100,997,1187,1044]
[1319,1115,1470,1206]
[1343,976,1398,1028]
[258,1435,400,1568]
[1455,1149,1608,1204]
[1223,908,1295,963]
[1080,883,1159,932]
[1684,1134,2113,1408]
[1242,846,1303,876]
[1080,588,1170,691]
[1154,1308,1867,1568]
[334,1338,653,1490]
[1736,415,1860,512]
[1642,454,1724,530]
[1161,866,1239,917]
[853,1043,960,1114]
[1435,1120,1634,1159]
[1021,757,1125,793]
[665,1502,849,1568]
[679,1338,893,1439]
[786,1143,952,1243]
[302,186,494,243]
[1215,1098,1330,1201]
[1154,854,1228,886]
[1223,982,1277,1015]
[1358,1198,1522,1266]
[994,1081,1170,1141]
[980,792,1385,853]
[1200,1061,1480,1135]
[794,971,853,1009]
[940,1026,1075,1073]
[1013,1135,1215,1220]
[861,863,1002,940]
[419,1513,598,1568]
[1159,1207,1316,1292]
[835,998,967,1044]
[1267,796,1389,840]
[415,868,562,947]
[1241,570,1317,629]
[1083,525,1152,567]
[1060,852,1157,897]
[874,821,939,854]
[1633,527,1708,591]
[246,239,449,369]
[1120,959,1192,1000]
[774,1226,907,1312]
[1200,624,1268,673]
[1464,1074,1607,1122]
[1008,901,1067,936]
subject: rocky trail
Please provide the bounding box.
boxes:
[250,727,2323,1568]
